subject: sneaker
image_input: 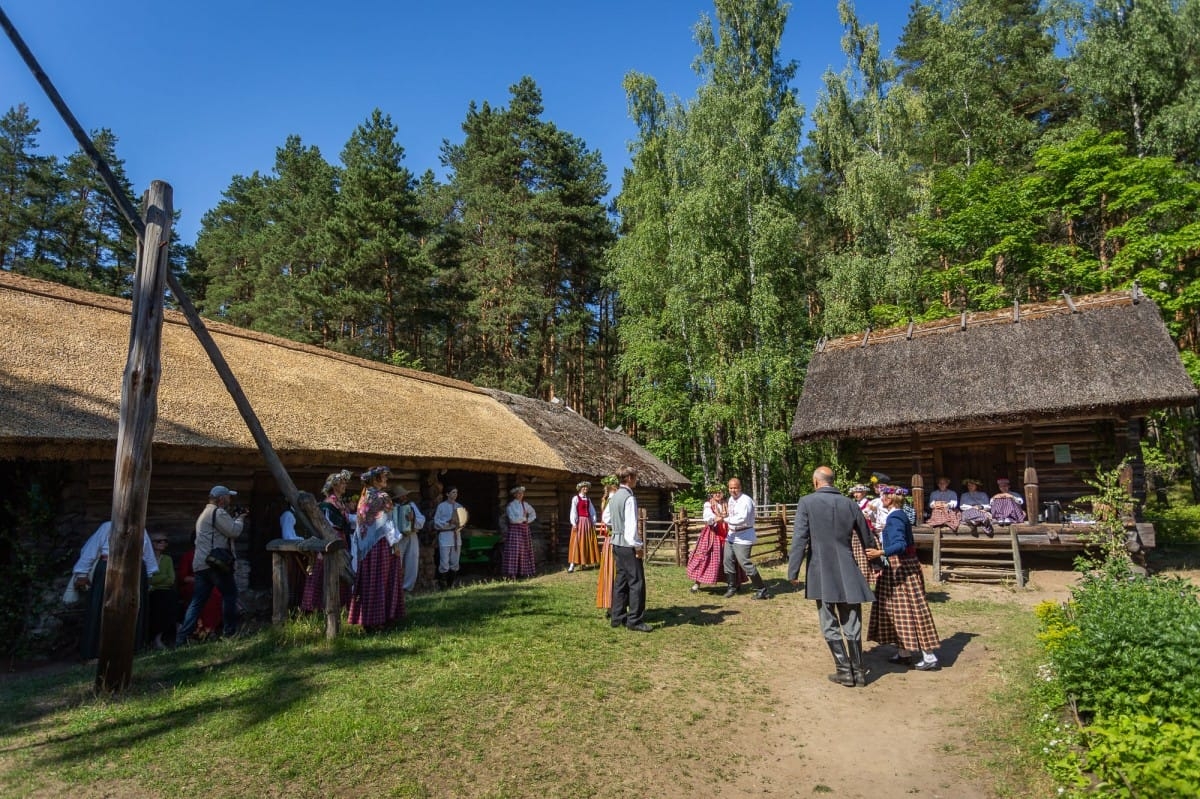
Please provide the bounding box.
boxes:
[567,564,575,573]
[915,659,940,671]
[690,583,700,593]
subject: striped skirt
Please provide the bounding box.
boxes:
[502,522,536,577]
[990,496,1025,524]
[348,538,405,627]
[851,533,876,583]
[595,527,614,609]
[868,554,940,652]
[568,517,600,566]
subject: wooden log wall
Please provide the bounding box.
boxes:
[853,417,1135,517]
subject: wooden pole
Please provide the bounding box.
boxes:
[96,182,171,693]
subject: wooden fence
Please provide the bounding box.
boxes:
[643,503,796,566]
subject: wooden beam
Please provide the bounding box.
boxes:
[96,182,171,693]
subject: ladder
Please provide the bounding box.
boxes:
[932,525,1026,587]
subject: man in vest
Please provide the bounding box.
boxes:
[608,466,651,632]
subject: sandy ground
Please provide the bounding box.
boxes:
[698,566,1084,799]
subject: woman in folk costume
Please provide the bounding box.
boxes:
[348,466,405,629]
[866,487,941,671]
[502,486,537,578]
[687,485,743,593]
[989,477,1026,525]
[959,478,994,537]
[847,484,879,582]
[301,469,355,613]
[924,475,961,532]
[595,476,619,612]
[567,481,600,573]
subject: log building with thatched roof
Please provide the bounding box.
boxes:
[0,272,688,589]
[791,290,1198,557]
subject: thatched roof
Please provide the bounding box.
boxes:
[484,390,691,489]
[0,272,682,485]
[791,292,1199,442]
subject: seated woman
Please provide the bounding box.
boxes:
[925,476,961,532]
[989,477,1026,524]
[959,478,993,537]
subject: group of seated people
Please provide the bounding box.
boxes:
[924,476,1026,536]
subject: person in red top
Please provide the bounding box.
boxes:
[567,481,600,573]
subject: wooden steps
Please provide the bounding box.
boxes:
[933,525,1026,587]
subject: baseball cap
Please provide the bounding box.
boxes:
[210,485,237,498]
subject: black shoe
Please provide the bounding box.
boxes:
[722,586,737,598]
[626,622,652,633]
[888,653,913,666]
[750,588,771,600]
[610,619,625,628]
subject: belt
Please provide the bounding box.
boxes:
[730,526,753,533]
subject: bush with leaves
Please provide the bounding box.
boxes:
[1051,572,1200,722]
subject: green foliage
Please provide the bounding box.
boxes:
[1072,461,1137,573]
[0,464,73,657]
[1079,714,1200,798]
[1049,572,1200,721]
[1142,487,1200,545]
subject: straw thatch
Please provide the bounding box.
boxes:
[791,292,1199,442]
[483,390,690,489]
[0,272,682,483]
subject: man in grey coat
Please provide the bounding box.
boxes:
[788,466,876,687]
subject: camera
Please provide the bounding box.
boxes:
[231,505,249,517]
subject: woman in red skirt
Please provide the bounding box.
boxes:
[567,481,600,573]
[866,488,941,671]
[348,466,405,630]
[687,485,743,592]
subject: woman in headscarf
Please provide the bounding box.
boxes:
[567,481,600,573]
[301,469,355,613]
[502,486,537,578]
[348,466,405,629]
[866,488,941,671]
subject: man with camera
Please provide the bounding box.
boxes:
[176,485,246,645]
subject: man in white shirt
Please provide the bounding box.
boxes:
[609,466,651,632]
[722,478,770,600]
[390,484,425,593]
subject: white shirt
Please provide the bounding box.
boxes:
[280,509,300,540]
[569,494,596,526]
[506,499,536,525]
[725,492,756,545]
[72,521,158,579]
[992,489,1024,505]
[928,489,958,510]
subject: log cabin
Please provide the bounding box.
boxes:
[790,290,1199,575]
[0,271,688,591]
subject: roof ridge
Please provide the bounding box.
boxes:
[821,292,1135,352]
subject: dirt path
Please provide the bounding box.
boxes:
[698,567,1082,799]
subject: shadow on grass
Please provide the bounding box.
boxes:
[0,630,418,755]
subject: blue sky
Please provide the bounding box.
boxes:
[2,1,909,245]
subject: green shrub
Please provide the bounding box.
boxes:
[1142,489,1200,545]
[1080,714,1200,798]
[1051,572,1200,721]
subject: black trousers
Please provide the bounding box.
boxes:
[611,545,646,627]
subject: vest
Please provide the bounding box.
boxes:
[608,486,635,546]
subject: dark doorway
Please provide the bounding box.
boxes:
[935,444,1016,493]
[438,470,501,531]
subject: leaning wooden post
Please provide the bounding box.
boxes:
[675,508,689,566]
[96,182,171,693]
[271,552,288,625]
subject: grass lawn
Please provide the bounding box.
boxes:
[0,565,1054,798]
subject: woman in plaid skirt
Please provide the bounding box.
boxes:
[348,466,406,629]
[848,484,879,582]
[502,486,537,578]
[687,486,743,592]
[866,487,941,671]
